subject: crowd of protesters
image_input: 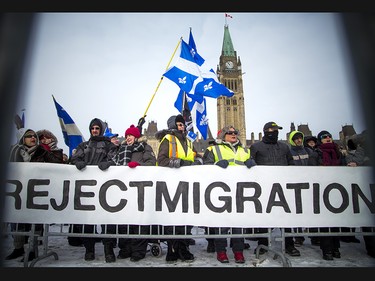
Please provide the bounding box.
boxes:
[4,115,375,264]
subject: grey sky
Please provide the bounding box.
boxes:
[14,13,365,153]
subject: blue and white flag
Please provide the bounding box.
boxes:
[164,39,234,99]
[186,93,208,140]
[52,95,85,157]
[172,29,218,140]
[174,28,199,113]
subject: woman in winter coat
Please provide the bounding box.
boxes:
[112,124,157,262]
[154,114,202,263]
[316,130,345,261]
[6,128,63,262]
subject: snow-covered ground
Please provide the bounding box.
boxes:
[2,226,375,268]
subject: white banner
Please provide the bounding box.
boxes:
[4,162,375,227]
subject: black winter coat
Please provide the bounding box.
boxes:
[70,136,117,166]
[250,140,294,166]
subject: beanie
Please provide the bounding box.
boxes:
[317,130,331,141]
[125,125,141,138]
[175,114,185,125]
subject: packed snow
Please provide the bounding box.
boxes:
[2,225,375,268]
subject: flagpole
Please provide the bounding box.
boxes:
[142,37,182,118]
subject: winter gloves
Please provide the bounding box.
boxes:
[215,159,256,169]
[138,116,146,128]
[168,158,196,168]
[98,161,112,171]
[244,159,256,168]
[75,161,87,170]
[128,161,140,168]
[215,159,229,168]
[169,158,183,168]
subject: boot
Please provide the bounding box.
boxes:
[177,241,194,262]
[104,243,116,263]
[165,240,178,262]
[5,248,24,260]
[217,251,229,263]
[234,251,245,263]
[20,251,36,262]
[84,243,95,261]
[207,239,215,253]
[285,245,301,257]
[332,249,341,258]
[323,251,333,260]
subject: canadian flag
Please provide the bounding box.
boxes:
[225,13,233,18]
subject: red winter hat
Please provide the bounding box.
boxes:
[125,125,141,138]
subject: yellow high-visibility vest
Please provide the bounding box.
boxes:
[207,144,250,166]
[159,134,195,161]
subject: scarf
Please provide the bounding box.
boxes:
[112,142,145,166]
[319,142,341,166]
[263,130,279,144]
[10,143,38,162]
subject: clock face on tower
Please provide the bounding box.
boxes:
[225,60,234,69]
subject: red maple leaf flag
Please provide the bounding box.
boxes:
[225,13,233,18]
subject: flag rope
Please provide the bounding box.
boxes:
[142,37,182,118]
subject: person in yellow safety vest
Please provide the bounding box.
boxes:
[156,114,202,167]
[155,114,202,263]
[202,125,256,264]
[203,125,255,168]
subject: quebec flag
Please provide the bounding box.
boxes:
[164,39,234,99]
[186,93,208,140]
[52,95,85,157]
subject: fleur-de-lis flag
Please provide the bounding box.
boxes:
[163,39,233,99]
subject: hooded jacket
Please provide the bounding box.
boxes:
[9,128,63,163]
[288,130,309,166]
[155,115,199,167]
[70,118,117,165]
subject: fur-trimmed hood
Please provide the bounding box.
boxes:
[36,129,58,145]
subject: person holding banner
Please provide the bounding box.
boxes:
[303,135,321,246]
[288,130,309,247]
[250,121,301,257]
[316,129,345,260]
[112,123,157,262]
[6,128,64,262]
[155,114,202,262]
[70,117,118,263]
[35,129,64,163]
[202,125,255,264]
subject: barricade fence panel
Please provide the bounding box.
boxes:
[2,222,374,267]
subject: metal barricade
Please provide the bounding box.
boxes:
[2,223,375,267]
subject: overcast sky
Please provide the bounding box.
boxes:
[14,12,366,154]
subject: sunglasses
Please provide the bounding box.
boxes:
[24,135,37,139]
[321,134,332,139]
[176,123,185,127]
[226,131,238,135]
[91,126,100,130]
